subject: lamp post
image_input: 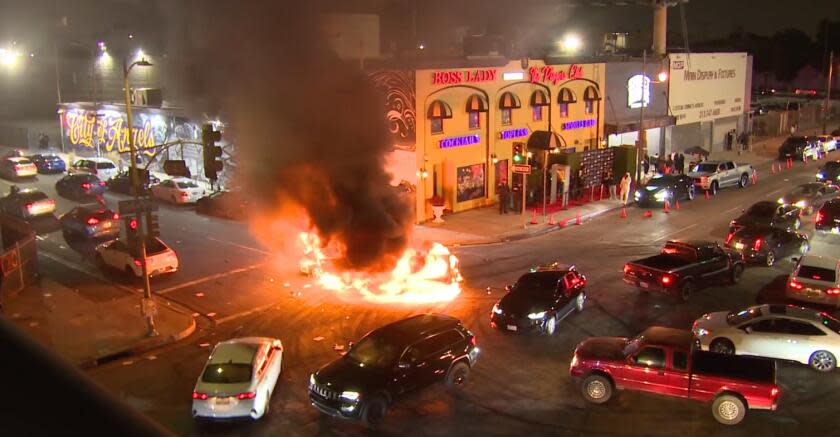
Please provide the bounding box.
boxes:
[635,49,668,186]
[824,51,834,135]
[123,57,156,337]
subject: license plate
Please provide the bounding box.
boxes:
[640,281,650,288]
[506,325,518,331]
[215,397,231,405]
[734,242,745,249]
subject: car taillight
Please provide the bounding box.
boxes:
[112,213,120,220]
[133,259,142,267]
[725,232,734,245]
[82,182,91,189]
[86,217,99,225]
[753,238,763,251]
[237,392,256,400]
[661,275,672,285]
[816,211,824,223]
[789,279,804,290]
[192,392,208,400]
[24,202,33,210]
[470,335,477,346]
[623,264,631,274]
[827,288,840,295]
[99,181,106,186]
[180,191,190,197]
[771,386,779,397]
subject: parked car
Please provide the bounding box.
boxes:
[28,154,66,174]
[778,182,840,215]
[725,225,809,267]
[192,337,283,421]
[688,160,754,195]
[785,254,840,308]
[816,161,840,183]
[0,188,55,220]
[570,326,779,425]
[634,174,696,206]
[729,200,801,232]
[69,157,119,181]
[59,204,120,241]
[815,199,840,233]
[623,240,745,301]
[94,237,179,278]
[778,136,818,162]
[490,264,586,335]
[816,135,838,153]
[107,171,160,195]
[55,173,107,199]
[694,304,840,372]
[195,190,249,220]
[151,178,206,204]
[309,314,478,427]
[0,157,38,180]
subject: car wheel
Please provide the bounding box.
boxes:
[544,316,557,336]
[575,292,586,313]
[809,350,837,372]
[687,186,696,201]
[360,395,388,428]
[711,181,719,195]
[739,174,748,188]
[765,250,776,267]
[679,281,694,302]
[581,374,612,404]
[710,338,735,355]
[712,394,746,425]
[445,362,471,389]
[730,264,744,284]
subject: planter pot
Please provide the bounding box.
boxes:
[431,205,445,223]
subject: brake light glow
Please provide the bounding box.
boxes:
[133,259,142,267]
[180,191,190,198]
[112,213,120,220]
[81,183,91,190]
[725,233,734,245]
[789,280,804,290]
[192,392,208,400]
[816,211,824,223]
[771,386,779,397]
[827,288,840,295]
[24,202,32,210]
[753,238,763,251]
[623,264,631,274]
[99,181,106,186]
[236,392,256,400]
[661,275,672,285]
[470,335,477,346]
[86,217,100,225]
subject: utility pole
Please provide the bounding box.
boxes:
[636,49,647,185]
[825,51,834,135]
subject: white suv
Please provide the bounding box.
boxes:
[70,157,119,181]
[786,254,840,307]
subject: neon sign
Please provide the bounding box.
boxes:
[499,128,529,140]
[627,74,651,109]
[440,134,480,149]
[529,64,584,85]
[432,69,498,85]
[561,119,596,130]
[63,109,156,155]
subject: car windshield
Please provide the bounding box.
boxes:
[821,315,840,334]
[643,177,673,188]
[746,203,776,216]
[512,272,561,295]
[798,265,837,283]
[95,162,115,169]
[15,158,33,165]
[623,336,642,356]
[176,181,198,189]
[146,238,168,255]
[727,307,763,325]
[346,332,399,368]
[201,363,252,384]
[693,163,718,173]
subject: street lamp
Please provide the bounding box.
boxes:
[123,57,157,337]
[560,34,582,53]
[635,49,668,186]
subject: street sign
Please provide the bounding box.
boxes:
[118,199,159,215]
[163,160,191,177]
[512,164,532,174]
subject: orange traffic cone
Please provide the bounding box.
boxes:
[663,200,670,213]
[752,172,757,185]
[548,214,555,226]
[575,213,581,225]
[704,190,710,199]
[530,209,538,225]
[674,200,681,211]
[643,210,653,218]
[620,206,627,218]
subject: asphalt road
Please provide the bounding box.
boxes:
[18,156,840,436]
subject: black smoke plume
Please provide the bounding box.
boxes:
[168,1,412,270]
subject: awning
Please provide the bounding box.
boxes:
[526,130,564,151]
[604,115,676,136]
[427,100,453,119]
[465,94,488,112]
[558,87,577,104]
[498,91,522,109]
[583,85,601,101]
[530,89,550,107]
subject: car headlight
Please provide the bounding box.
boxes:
[795,200,807,208]
[570,354,578,369]
[654,189,669,200]
[817,172,825,179]
[527,311,547,320]
[693,328,710,337]
[309,374,316,387]
[777,197,785,204]
[634,190,641,200]
[340,391,360,402]
[492,303,503,315]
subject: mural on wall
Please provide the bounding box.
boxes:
[369,70,416,150]
[456,163,486,203]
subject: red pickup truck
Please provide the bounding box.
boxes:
[570,326,779,425]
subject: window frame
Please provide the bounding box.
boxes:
[501,108,512,126]
[468,111,481,130]
[532,106,543,121]
[431,118,444,135]
[672,350,688,371]
[634,346,667,369]
[585,100,594,114]
[559,103,569,118]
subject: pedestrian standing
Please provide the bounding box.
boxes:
[498,181,509,214]
[642,157,650,177]
[38,133,49,149]
[677,153,685,174]
[619,172,632,204]
[607,168,617,199]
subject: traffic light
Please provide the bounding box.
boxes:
[513,143,524,163]
[125,216,140,246]
[146,212,159,238]
[202,124,223,180]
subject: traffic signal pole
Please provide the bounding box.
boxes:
[124,61,157,337]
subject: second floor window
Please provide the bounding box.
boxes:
[501,108,512,125]
[585,100,594,114]
[532,106,543,121]
[469,111,480,130]
[559,103,569,118]
[431,118,443,134]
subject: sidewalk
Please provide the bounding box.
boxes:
[3,274,195,368]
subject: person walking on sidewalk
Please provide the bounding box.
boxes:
[497,180,510,214]
[619,172,632,204]
[676,153,685,174]
[604,168,616,199]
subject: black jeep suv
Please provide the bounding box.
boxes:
[309,314,478,427]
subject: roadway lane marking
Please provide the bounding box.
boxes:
[654,223,698,242]
[722,205,742,215]
[207,237,272,255]
[38,250,139,294]
[155,262,266,295]
[214,302,278,324]
[767,188,782,196]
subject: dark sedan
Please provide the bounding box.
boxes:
[817,161,840,184]
[779,182,840,215]
[55,174,107,199]
[28,154,66,174]
[725,225,809,267]
[59,205,120,241]
[195,190,249,220]
[730,200,801,232]
[634,174,695,206]
[0,188,56,220]
[778,136,816,161]
[816,199,840,233]
[106,171,160,195]
[490,264,586,336]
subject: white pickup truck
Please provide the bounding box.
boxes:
[688,160,755,195]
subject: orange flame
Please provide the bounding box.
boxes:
[297,232,462,304]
